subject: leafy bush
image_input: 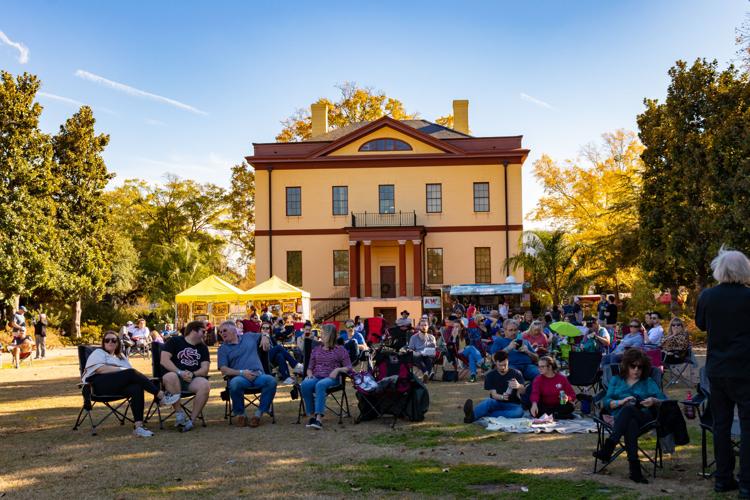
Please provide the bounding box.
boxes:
[58,322,104,346]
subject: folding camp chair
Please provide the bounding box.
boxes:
[295,337,351,424]
[663,347,697,389]
[354,348,415,428]
[681,367,741,478]
[567,350,602,396]
[222,339,276,424]
[73,345,134,435]
[145,342,206,429]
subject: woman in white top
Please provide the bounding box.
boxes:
[82,331,179,437]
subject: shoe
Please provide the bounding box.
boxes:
[160,392,180,406]
[628,460,648,484]
[714,478,738,493]
[306,417,322,430]
[429,371,436,381]
[282,377,295,385]
[592,438,617,462]
[463,399,475,423]
[293,363,304,375]
[133,426,154,437]
[422,372,429,383]
[249,416,261,428]
[174,411,188,427]
[235,415,247,427]
[181,420,194,433]
[469,375,477,383]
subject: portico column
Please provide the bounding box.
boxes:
[412,239,422,297]
[349,241,359,298]
[363,240,372,298]
[398,240,407,297]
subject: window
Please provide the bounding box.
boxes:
[474,247,491,283]
[359,138,412,152]
[473,182,489,212]
[287,251,302,286]
[333,250,349,286]
[379,184,395,214]
[286,187,301,216]
[332,186,348,216]
[426,184,442,213]
[426,248,444,284]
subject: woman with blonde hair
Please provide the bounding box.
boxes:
[661,317,689,363]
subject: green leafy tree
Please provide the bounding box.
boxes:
[224,162,255,269]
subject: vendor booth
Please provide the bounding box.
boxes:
[175,275,248,329]
[243,275,311,321]
[444,282,529,317]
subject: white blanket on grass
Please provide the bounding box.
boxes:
[478,414,597,434]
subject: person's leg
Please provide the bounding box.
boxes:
[520,364,539,382]
[487,402,524,418]
[463,346,482,376]
[123,383,145,424]
[39,336,46,358]
[162,372,184,412]
[422,356,434,375]
[710,377,738,486]
[270,345,291,379]
[187,376,210,424]
[473,398,502,420]
[727,378,750,491]
[608,404,639,443]
[34,336,41,358]
[344,340,358,363]
[252,374,277,417]
[228,375,254,416]
[314,377,339,417]
[299,377,319,416]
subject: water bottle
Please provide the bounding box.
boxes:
[560,390,566,405]
[684,391,696,419]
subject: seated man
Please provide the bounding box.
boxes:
[218,320,277,427]
[579,316,610,353]
[489,318,540,382]
[8,326,33,368]
[160,320,211,433]
[463,351,526,422]
[408,318,437,381]
[261,321,303,385]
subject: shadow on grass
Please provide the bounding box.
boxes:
[318,457,634,499]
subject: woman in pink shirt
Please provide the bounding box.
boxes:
[530,356,576,419]
[523,320,549,352]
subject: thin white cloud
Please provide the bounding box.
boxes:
[0,30,29,63]
[145,118,166,126]
[38,91,84,107]
[520,92,554,110]
[75,69,207,115]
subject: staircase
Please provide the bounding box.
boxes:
[314,289,350,323]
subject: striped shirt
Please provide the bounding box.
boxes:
[309,345,351,378]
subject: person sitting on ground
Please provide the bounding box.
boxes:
[530,356,576,419]
[579,316,610,353]
[463,350,526,422]
[523,320,550,353]
[489,318,540,381]
[661,316,690,364]
[301,324,352,430]
[263,321,304,385]
[594,348,666,484]
[8,326,33,368]
[646,312,664,346]
[160,320,211,433]
[601,319,644,365]
[82,331,179,437]
[409,318,437,382]
[218,320,277,427]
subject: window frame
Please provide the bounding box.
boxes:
[379,184,395,214]
[425,183,442,213]
[286,250,302,287]
[286,186,302,216]
[332,186,348,216]
[474,247,491,284]
[359,138,412,152]
[473,182,490,212]
[333,250,349,286]
[426,247,444,285]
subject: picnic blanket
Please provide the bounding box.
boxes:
[477,414,597,434]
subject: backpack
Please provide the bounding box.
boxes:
[405,377,430,421]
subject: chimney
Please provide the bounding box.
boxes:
[311,102,328,138]
[452,99,469,134]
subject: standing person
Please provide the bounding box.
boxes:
[597,293,608,323]
[11,306,27,333]
[603,295,618,334]
[695,248,750,496]
[498,298,509,320]
[573,297,583,325]
[34,313,48,359]
[160,321,211,433]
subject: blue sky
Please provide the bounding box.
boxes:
[1,1,746,223]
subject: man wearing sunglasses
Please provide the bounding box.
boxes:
[218,320,276,427]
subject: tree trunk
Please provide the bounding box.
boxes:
[72,299,82,338]
[669,286,680,317]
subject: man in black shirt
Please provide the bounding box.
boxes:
[463,351,525,422]
[696,249,750,496]
[604,295,618,332]
[161,320,211,432]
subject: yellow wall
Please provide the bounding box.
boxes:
[350,299,423,322]
[327,126,444,156]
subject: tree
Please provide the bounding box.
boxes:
[505,229,597,307]
[275,82,419,142]
[530,130,643,295]
[224,162,255,269]
[0,71,58,314]
[736,11,750,72]
[51,106,114,337]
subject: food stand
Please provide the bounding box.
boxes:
[243,275,311,321]
[175,275,248,329]
[445,282,528,317]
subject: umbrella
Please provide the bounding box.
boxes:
[549,321,583,337]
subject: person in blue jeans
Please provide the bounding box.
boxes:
[463,350,526,422]
[460,345,485,383]
[217,321,277,428]
[261,322,304,384]
[489,318,540,382]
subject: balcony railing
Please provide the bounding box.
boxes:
[351,210,417,228]
[356,283,417,298]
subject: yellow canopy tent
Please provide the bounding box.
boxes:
[174,275,248,327]
[244,275,311,319]
[175,275,246,303]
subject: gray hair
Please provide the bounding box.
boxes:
[219,320,238,336]
[503,318,519,330]
[711,247,750,284]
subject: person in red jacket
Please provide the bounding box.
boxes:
[530,356,576,419]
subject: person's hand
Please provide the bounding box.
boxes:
[641,397,658,407]
[305,375,316,381]
[506,341,516,351]
[180,370,192,382]
[530,402,539,417]
[508,378,520,390]
[561,393,569,404]
[620,396,636,406]
[260,335,271,351]
[518,343,528,353]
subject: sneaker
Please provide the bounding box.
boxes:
[463,399,475,423]
[293,363,304,375]
[306,417,322,430]
[133,426,154,438]
[181,419,194,433]
[160,392,180,406]
[469,375,477,383]
[174,411,188,427]
[282,377,295,385]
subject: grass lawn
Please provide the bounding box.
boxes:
[0,347,720,498]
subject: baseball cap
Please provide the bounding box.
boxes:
[19,306,27,311]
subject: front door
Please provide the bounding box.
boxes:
[380,266,396,298]
[374,307,398,327]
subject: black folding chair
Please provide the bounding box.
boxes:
[681,367,741,478]
[567,350,602,395]
[73,345,134,436]
[221,339,276,424]
[295,337,351,424]
[663,347,697,389]
[145,342,206,429]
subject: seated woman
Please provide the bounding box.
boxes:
[463,350,526,422]
[523,320,549,354]
[82,331,179,437]
[594,348,666,484]
[601,319,645,365]
[530,356,576,419]
[661,317,689,364]
[8,327,34,368]
[408,318,438,381]
[301,324,352,430]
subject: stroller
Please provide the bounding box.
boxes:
[352,348,429,428]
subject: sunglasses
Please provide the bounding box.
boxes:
[629,324,640,328]
[220,328,230,333]
[104,338,118,344]
[630,364,643,369]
